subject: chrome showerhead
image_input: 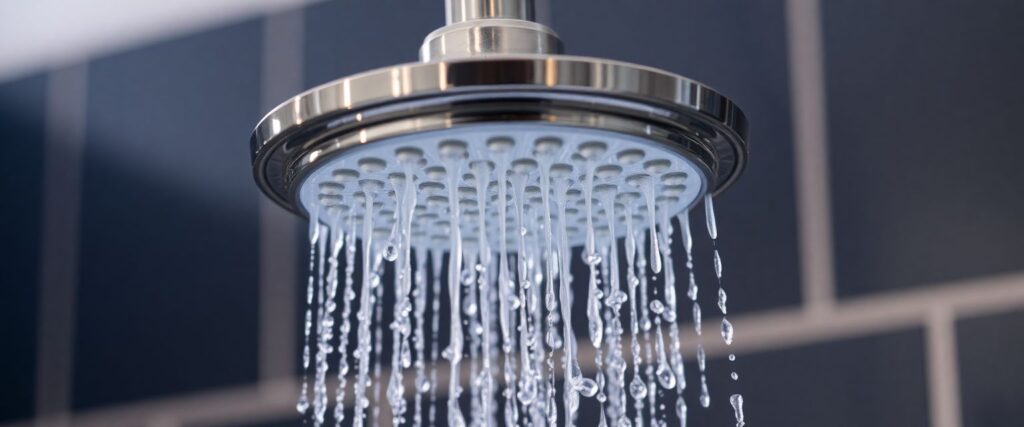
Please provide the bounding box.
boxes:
[250,0,748,231]
[251,3,750,425]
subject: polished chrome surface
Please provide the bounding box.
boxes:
[251,55,748,214]
[447,0,533,23]
[420,18,562,61]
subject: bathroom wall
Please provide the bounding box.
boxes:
[2,0,1022,426]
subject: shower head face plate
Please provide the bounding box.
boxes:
[252,55,749,224]
[298,122,707,248]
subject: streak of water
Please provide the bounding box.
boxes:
[730,394,745,427]
[493,143,519,426]
[411,241,428,427]
[471,159,495,426]
[370,243,385,425]
[311,223,328,425]
[462,242,482,427]
[386,164,417,426]
[697,344,709,408]
[637,176,662,274]
[704,194,745,424]
[635,238,657,424]
[297,216,318,415]
[582,163,604,350]
[443,149,467,427]
[334,215,357,426]
[598,190,627,426]
[657,207,687,427]
[296,146,749,426]
[428,248,442,426]
[352,182,379,427]
[510,181,531,415]
[651,301,675,390]
[692,303,702,336]
[533,140,573,426]
[623,206,646,427]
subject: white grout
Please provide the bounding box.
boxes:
[785,0,837,313]
[670,272,1024,360]
[926,309,964,427]
[34,64,88,423]
[257,8,304,384]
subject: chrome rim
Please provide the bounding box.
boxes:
[251,54,748,213]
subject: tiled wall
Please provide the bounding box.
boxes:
[2,0,1022,426]
[72,20,264,409]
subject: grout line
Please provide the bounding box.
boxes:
[926,308,963,427]
[34,64,89,423]
[785,0,837,313]
[10,271,1023,427]
[257,8,304,384]
[670,272,1024,360]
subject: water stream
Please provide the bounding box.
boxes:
[295,145,748,426]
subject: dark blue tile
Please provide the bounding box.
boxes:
[552,0,802,313]
[0,74,46,422]
[958,309,1024,427]
[571,328,930,426]
[303,0,441,88]
[73,21,263,409]
[684,328,929,426]
[823,0,1024,296]
[192,418,299,427]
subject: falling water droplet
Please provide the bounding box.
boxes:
[713,249,723,279]
[730,394,745,427]
[699,375,711,408]
[656,363,676,389]
[704,195,717,240]
[382,243,399,261]
[731,372,739,381]
[693,303,703,336]
[518,377,538,404]
[629,375,648,400]
[676,398,688,427]
[718,287,728,315]
[575,377,600,397]
[722,318,734,345]
[292,137,754,426]
[642,180,662,274]
[650,300,665,315]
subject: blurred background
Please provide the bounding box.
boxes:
[2,0,1022,426]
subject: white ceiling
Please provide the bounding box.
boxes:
[0,0,312,82]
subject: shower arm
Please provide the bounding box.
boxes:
[446,0,534,23]
[421,0,561,61]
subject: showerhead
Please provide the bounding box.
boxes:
[254,2,752,424]
[250,1,748,233]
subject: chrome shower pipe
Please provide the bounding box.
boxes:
[446,0,534,24]
[423,0,559,61]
